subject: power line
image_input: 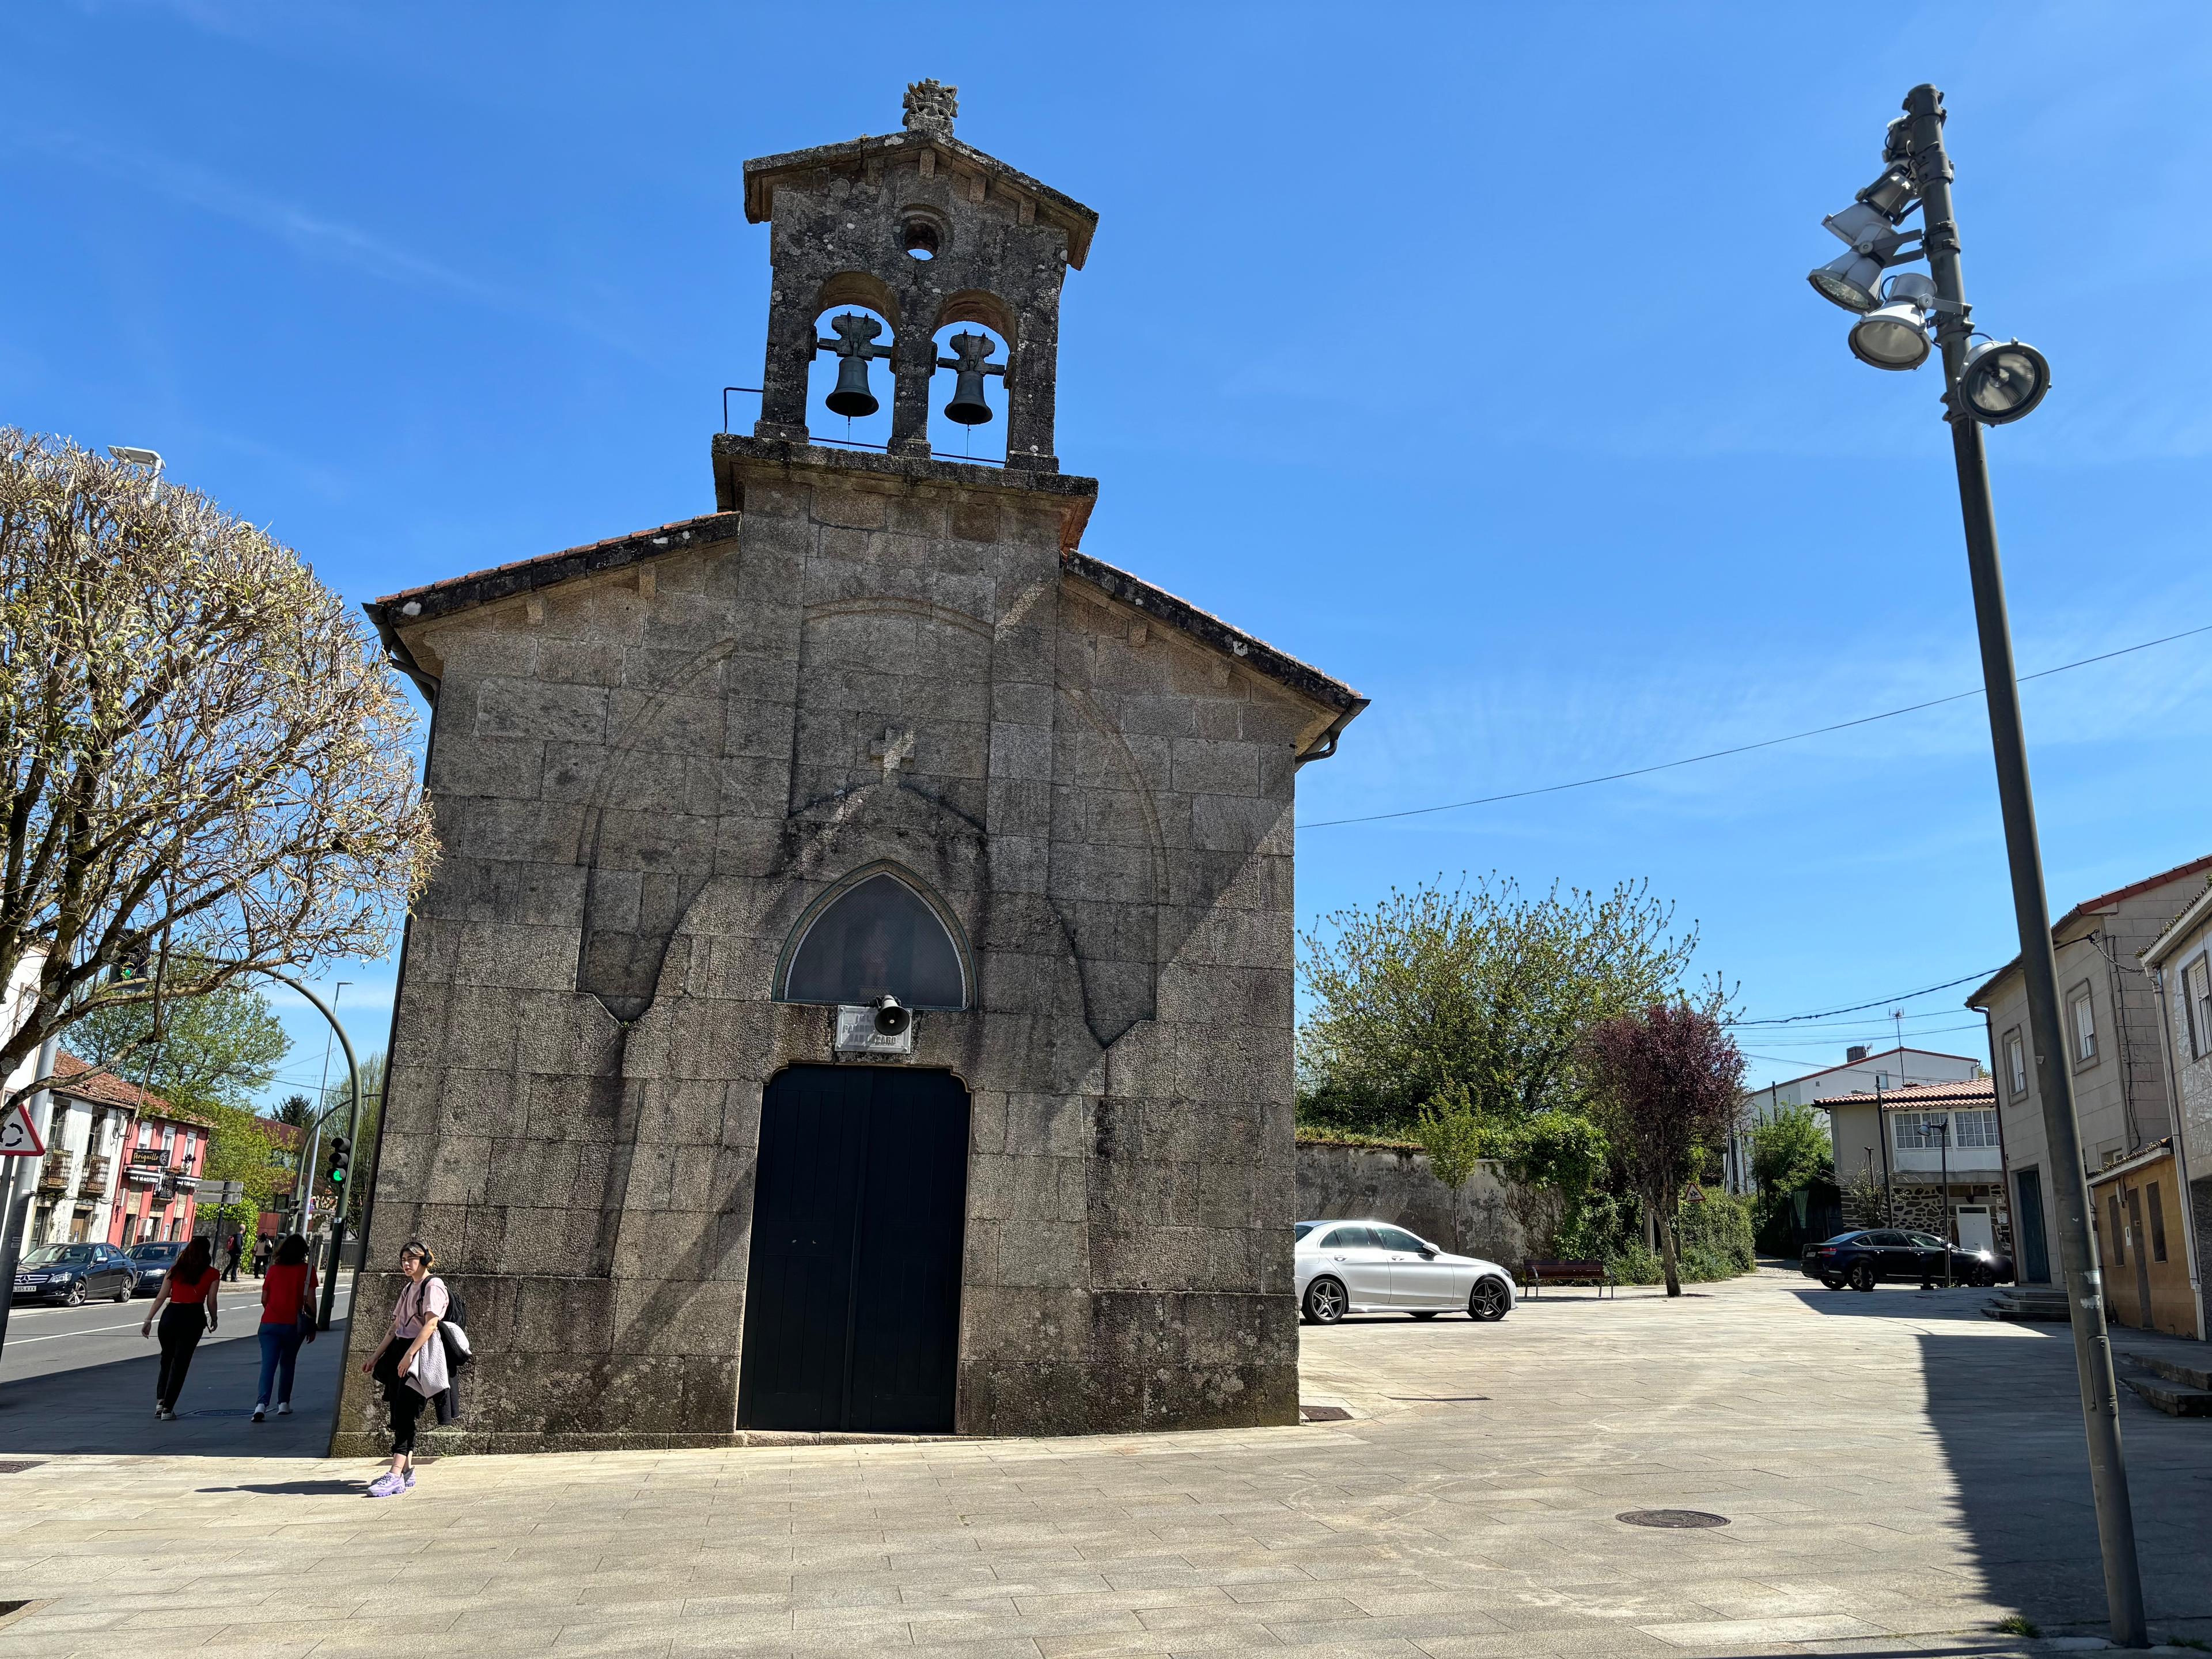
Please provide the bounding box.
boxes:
[1744,1021,1988,1047]
[1300,619,2212,830]
[1728,968,1998,1027]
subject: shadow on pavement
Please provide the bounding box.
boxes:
[195,1478,362,1495]
[1785,1281,2212,1641]
[0,1317,347,1458]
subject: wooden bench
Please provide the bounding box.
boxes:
[1521,1259,1614,1298]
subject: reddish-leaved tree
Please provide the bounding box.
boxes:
[1583,1001,1744,1296]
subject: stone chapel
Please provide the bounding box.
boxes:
[335,82,1366,1453]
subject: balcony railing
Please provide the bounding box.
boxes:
[77,1155,112,1197]
[36,1152,70,1192]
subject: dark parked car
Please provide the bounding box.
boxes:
[1801,1229,2014,1291]
[12,1243,136,1305]
[124,1241,185,1297]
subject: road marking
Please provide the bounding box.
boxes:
[3,1290,349,1343]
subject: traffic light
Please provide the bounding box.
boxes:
[111,945,151,984]
[325,1135,351,1191]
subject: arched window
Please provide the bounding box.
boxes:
[780,870,969,1010]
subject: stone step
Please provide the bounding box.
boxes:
[2122,1351,2212,1392]
[1983,1290,2071,1323]
[2119,1372,2212,1417]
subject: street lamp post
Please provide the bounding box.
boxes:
[263,974,361,1332]
[1808,84,2145,1646]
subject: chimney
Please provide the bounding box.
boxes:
[1846,1044,1869,1065]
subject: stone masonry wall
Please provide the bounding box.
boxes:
[1293,1142,1525,1267]
[336,453,1327,1452]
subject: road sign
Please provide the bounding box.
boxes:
[0,1100,45,1158]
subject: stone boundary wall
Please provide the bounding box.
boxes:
[1294,1140,1527,1267]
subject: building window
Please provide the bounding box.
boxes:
[2004,1028,2027,1096]
[779,867,970,1010]
[2147,1183,2168,1262]
[2105,1192,2125,1265]
[1954,1109,1999,1149]
[2186,954,2212,1061]
[2069,984,2098,1065]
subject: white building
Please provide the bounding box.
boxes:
[1728,1044,1985,1195]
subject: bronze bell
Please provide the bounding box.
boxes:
[825,353,878,419]
[937,331,1004,426]
[818,313,891,419]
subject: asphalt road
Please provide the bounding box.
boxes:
[1,1275,353,1385]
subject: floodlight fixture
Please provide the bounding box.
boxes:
[107,446,164,472]
[1808,201,1924,313]
[1809,249,1886,312]
[1959,337,2051,424]
[1856,164,1919,225]
[1847,272,1935,370]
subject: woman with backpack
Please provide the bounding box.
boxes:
[360,1238,449,1498]
[138,1236,220,1419]
[252,1234,319,1422]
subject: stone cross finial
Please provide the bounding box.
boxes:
[869,726,916,780]
[903,79,957,136]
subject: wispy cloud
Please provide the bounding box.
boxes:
[21,128,648,356]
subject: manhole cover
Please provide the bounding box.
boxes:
[1618,1509,1730,1529]
[1389,1396,1490,1403]
[1301,1405,1353,1422]
[184,1408,257,1419]
[0,1461,44,1475]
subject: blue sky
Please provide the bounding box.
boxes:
[7,2,2210,1105]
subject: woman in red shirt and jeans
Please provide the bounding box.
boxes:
[139,1237,219,1419]
[254,1234,319,1421]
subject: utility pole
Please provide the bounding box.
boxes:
[1899,82,2146,1646]
[0,1036,62,1371]
[1936,1113,1952,1289]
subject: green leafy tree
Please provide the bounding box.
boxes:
[69,978,289,1115]
[273,1092,313,1127]
[1583,1001,1745,1297]
[1298,874,1703,1138]
[199,1099,279,1243]
[1750,1104,1832,1195]
[1412,1082,1484,1251]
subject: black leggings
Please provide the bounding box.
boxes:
[388,1380,427,1456]
[156,1305,207,1409]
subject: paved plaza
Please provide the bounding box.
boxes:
[1,1268,2209,1657]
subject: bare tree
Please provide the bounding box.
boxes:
[0,431,437,1103]
[1583,1001,1744,1297]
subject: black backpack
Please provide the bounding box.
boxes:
[429,1278,474,1372]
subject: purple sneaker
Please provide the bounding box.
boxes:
[402,1469,415,1490]
[366,1472,407,1498]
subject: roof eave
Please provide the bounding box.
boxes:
[1058,549,1366,755]
[742,130,1100,267]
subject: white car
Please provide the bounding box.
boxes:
[1294,1219,1516,1325]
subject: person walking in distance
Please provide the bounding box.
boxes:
[252,1234,319,1422]
[251,1234,272,1278]
[361,1239,448,1498]
[221,1233,243,1283]
[140,1237,220,1420]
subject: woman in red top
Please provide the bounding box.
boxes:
[253,1234,319,1422]
[139,1237,219,1420]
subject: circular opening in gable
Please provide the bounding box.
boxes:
[902,218,941,260]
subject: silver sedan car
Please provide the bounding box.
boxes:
[1294,1219,1516,1324]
